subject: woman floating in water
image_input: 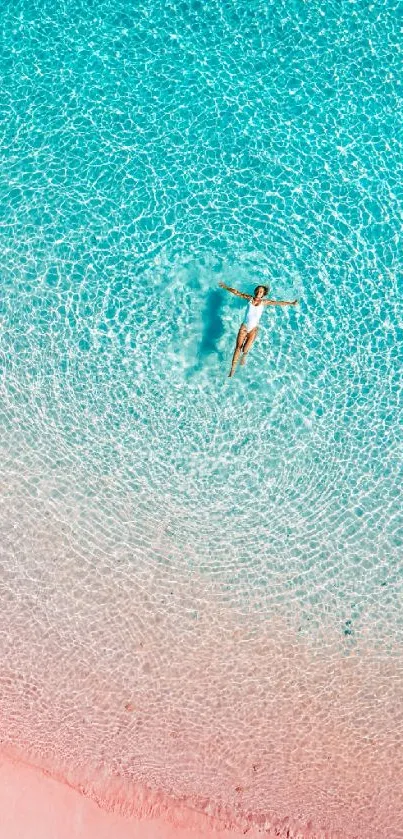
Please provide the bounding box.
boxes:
[219,283,297,377]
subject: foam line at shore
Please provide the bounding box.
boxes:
[0,749,351,839]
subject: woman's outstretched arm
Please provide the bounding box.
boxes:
[218,282,251,300]
[263,298,298,306]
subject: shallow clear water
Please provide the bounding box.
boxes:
[1,1,402,837]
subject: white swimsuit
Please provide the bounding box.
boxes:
[244,300,264,332]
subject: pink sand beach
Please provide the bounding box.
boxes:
[0,751,269,839]
[1,479,402,839]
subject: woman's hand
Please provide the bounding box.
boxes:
[219,283,250,299]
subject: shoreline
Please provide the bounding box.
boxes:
[0,748,348,839]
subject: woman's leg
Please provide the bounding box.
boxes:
[240,327,258,366]
[229,325,248,377]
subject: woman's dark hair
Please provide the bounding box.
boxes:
[254,285,269,297]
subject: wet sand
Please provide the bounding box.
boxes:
[0,751,270,839]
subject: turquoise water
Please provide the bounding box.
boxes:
[1,1,403,836]
[2,0,401,622]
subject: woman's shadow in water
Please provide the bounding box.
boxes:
[187,289,226,377]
